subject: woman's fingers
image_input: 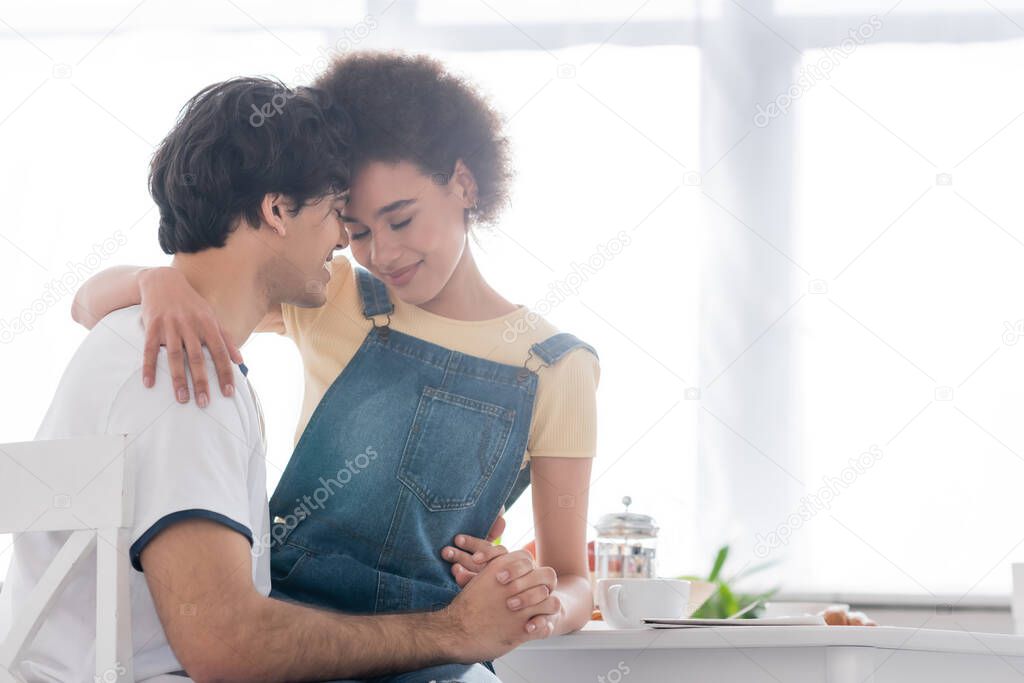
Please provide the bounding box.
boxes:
[450,562,477,588]
[142,322,163,389]
[223,328,244,365]
[137,267,223,400]
[524,614,555,637]
[206,321,238,397]
[505,565,557,596]
[442,545,488,574]
[183,333,210,408]
[443,535,508,578]
[452,534,508,566]
[506,584,550,611]
[524,594,562,621]
[490,550,537,585]
[164,324,191,403]
[142,319,229,404]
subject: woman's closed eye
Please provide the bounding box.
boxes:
[348,217,412,241]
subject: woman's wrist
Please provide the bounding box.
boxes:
[551,576,592,634]
[136,266,155,301]
[137,265,186,304]
[138,265,170,292]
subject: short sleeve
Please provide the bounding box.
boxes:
[105,366,258,572]
[527,348,600,461]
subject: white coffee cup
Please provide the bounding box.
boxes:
[597,578,690,629]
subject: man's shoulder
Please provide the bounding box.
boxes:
[35,307,150,438]
[79,301,142,349]
[40,306,254,441]
[73,305,152,386]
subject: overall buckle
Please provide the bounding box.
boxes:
[518,348,549,381]
[371,314,392,341]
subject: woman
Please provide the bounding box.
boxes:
[75,51,598,648]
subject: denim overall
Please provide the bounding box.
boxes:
[268,268,596,639]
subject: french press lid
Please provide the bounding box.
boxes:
[594,496,659,539]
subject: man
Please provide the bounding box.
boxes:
[1,77,557,682]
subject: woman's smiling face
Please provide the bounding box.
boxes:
[340,159,476,305]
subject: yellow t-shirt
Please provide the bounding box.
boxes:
[280,256,599,467]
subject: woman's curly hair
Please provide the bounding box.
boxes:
[314,51,513,227]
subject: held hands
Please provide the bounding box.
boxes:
[444,549,562,663]
[442,531,562,637]
[443,534,509,588]
[138,266,243,406]
[442,512,505,588]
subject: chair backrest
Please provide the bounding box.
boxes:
[0,434,134,683]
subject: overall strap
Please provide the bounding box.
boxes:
[505,332,599,511]
[355,267,394,319]
[529,332,599,367]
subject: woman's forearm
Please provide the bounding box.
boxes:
[71,265,146,329]
[551,573,593,634]
[530,456,595,635]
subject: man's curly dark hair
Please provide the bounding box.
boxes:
[150,77,352,254]
[314,51,513,227]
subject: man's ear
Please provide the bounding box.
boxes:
[451,159,478,210]
[260,193,288,237]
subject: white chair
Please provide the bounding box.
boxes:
[0,434,134,683]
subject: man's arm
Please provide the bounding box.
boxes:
[142,519,556,683]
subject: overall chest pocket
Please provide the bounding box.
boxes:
[397,386,516,512]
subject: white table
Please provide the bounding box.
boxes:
[495,622,1024,682]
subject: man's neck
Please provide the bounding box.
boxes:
[171,251,270,351]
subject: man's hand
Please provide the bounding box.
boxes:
[443,538,565,637]
[444,550,561,663]
[143,518,549,680]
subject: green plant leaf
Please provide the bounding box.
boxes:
[708,545,729,581]
[678,546,781,619]
[718,582,739,616]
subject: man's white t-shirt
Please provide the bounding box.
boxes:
[0,305,270,682]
